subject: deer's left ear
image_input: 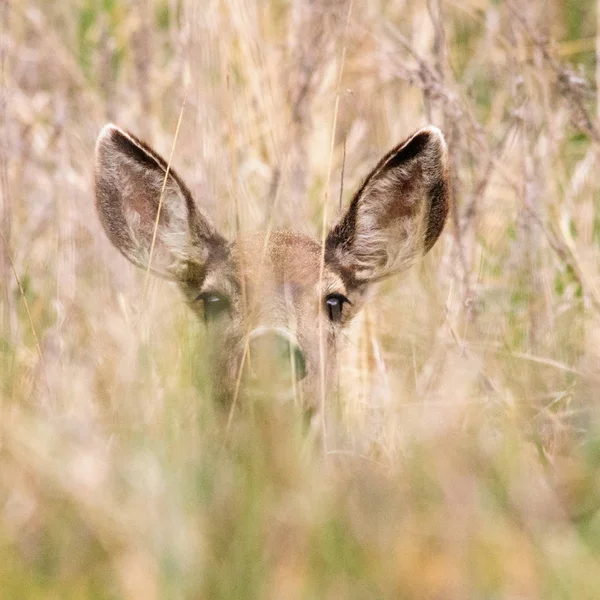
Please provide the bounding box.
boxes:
[94,125,226,281]
[326,126,450,284]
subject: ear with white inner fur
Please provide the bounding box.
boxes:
[94,124,226,281]
[326,126,450,284]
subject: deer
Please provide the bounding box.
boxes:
[94,124,450,411]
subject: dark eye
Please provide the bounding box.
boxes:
[325,294,349,323]
[197,292,231,321]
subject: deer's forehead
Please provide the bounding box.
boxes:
[208,230,345,295]
[233,231,320,281]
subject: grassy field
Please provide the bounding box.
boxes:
[2,0,600,598]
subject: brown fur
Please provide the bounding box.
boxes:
[94,124,451,408]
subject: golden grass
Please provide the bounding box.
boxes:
[2,0,600,597]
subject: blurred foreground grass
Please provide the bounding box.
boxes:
[2,0,600,598]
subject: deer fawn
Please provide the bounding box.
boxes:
[94,124,450,408]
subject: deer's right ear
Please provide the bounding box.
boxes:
[326,126,450,286]
[94,124,226,281]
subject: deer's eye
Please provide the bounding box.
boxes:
[325,294,349,323]
[197,292,231,321]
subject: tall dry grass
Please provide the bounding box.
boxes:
[2,0,600,598]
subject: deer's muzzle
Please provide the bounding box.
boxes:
[246,327,307,388]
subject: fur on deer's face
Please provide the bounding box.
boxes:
[94,124,450,407]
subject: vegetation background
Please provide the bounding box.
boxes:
[2,0,600,597]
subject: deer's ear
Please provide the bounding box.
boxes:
[326,126,450,284]
[94,124,226,281]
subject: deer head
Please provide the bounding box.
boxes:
[94,124,450,408]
